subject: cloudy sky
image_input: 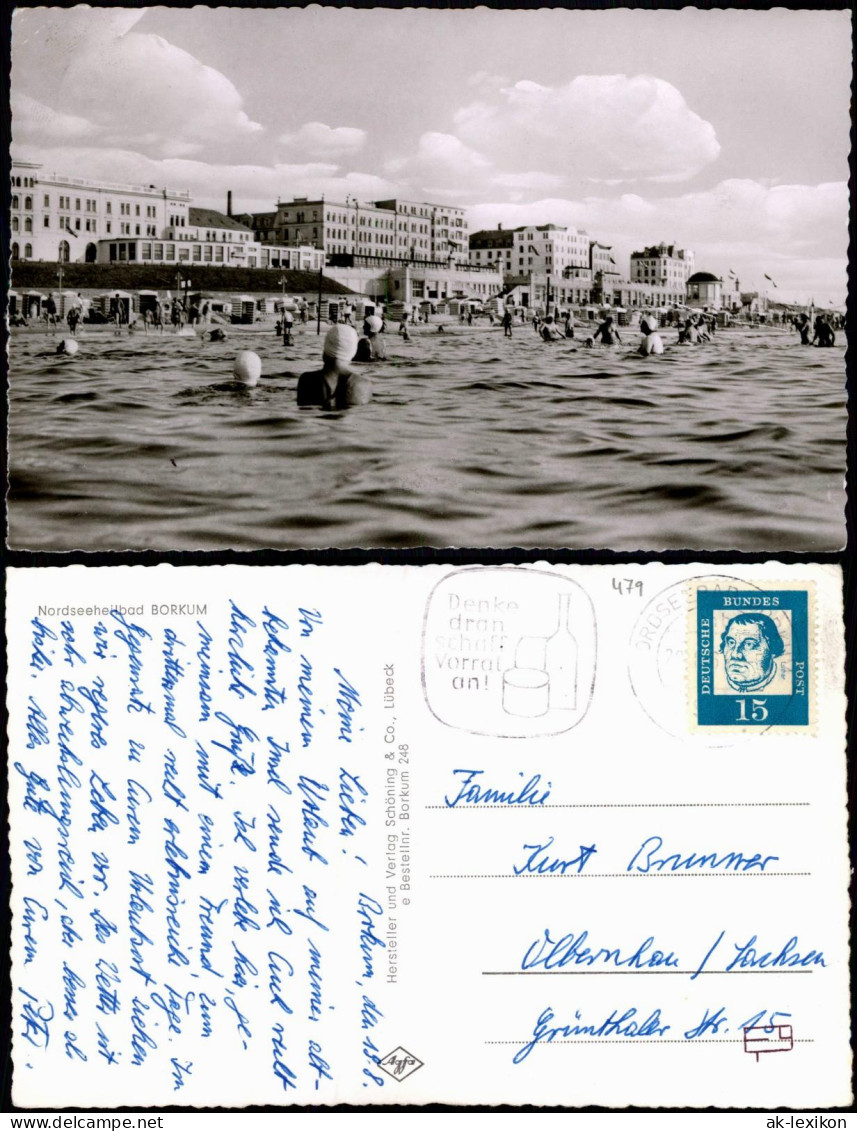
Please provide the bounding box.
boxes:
[10,5,850,304]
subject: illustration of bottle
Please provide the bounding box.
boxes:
[544,593,578,710]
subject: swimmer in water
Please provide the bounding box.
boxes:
[398,321,410,341]
[636,319,665,356]
[282,310,294,346]
[678,314,698,344]
[811,315,836,347]
[207,327,228,342]
[540,315,562,342]
[593,313,621,346]
[36,338,80,358]
[233,351,262,388]
[356,315,386,361]
[297,324,371,409]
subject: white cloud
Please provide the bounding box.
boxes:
[12,10,262,160]
[454,74,720,184]
[387,131,490,182]
[11,93,99,145]
[280,121,367,156]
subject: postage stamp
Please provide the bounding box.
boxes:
[693,588,811,728]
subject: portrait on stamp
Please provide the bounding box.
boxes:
[696,590,809,727]
[714,610,793,697]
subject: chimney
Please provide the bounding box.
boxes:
[497,223,502,231]
[227,190,233,217]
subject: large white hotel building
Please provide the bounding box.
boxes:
[9,159,323,271]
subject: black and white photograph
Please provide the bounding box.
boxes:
[6,4,850,551]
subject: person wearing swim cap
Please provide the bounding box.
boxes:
[233,350,262,387]
[637,319,665,356]
[297,324,371,408]
[356,314,386,362]
[56,338,79,356]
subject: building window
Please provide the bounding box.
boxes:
[75,198,80,210]
[24,243,32,258]
[154,244,163,261]
[135,204,140,216]
[166,245,175,260]
[204,245,212,261]
[44,216,50,228]
[142,243,152,260]
[192,245,201,261]
[135,225,140,236]
[24,217,32,233]
[215,246,223,262]
[11,216,18,232]
[106,202,112,214]
[11,194,19,210]
[128,243,136,260]
[43,194,50,208]
[11,242,18,260]
[24,195,33,210]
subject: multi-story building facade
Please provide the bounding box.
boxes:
[265,197,468,264]
[469,223,591,278]
[10,158,190,264]
[98,206,324,271]
[468,226,515,273]
[511,224,590,277]
[630,243,694,297]
[9,161,321,273]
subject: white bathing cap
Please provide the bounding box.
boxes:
[58,338,79,355]
[233,350,262,386]
[365,315,383,333]
[323,324,358,364]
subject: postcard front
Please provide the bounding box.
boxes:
[6,563,850,1108]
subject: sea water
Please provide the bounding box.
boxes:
[8,322,846,551]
